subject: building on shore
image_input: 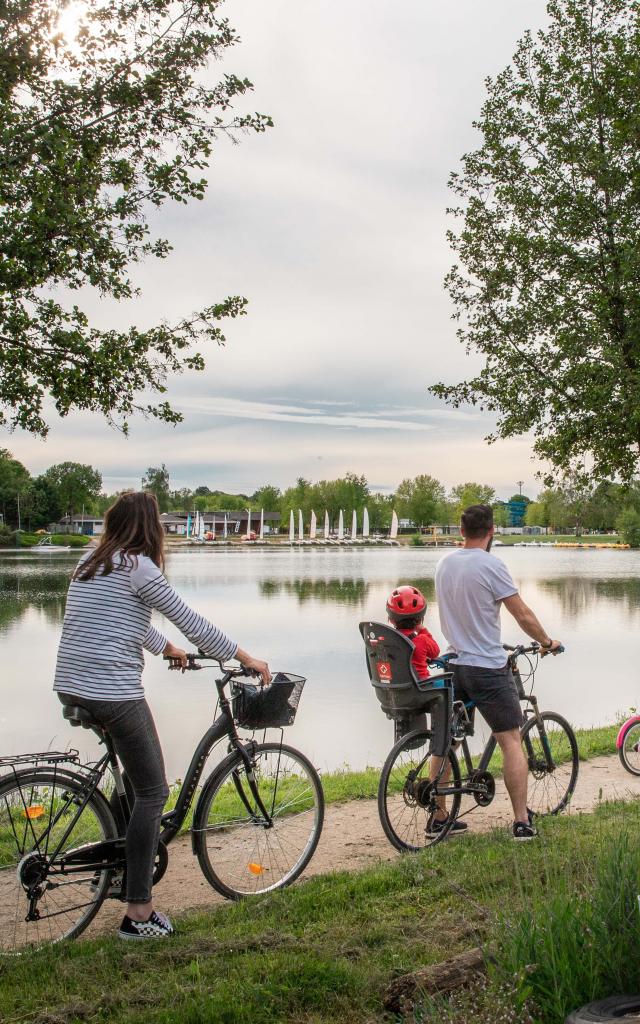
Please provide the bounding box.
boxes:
[160,511,281,537]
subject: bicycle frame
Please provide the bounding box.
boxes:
[49,667,275,880]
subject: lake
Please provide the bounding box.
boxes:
[1,546,638,780]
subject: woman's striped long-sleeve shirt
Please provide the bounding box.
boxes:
[54,552,238,701]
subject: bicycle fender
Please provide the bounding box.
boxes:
[616,716,640,749]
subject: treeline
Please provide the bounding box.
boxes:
[3,451,639,541]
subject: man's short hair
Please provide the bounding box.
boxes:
[461,504,493,539]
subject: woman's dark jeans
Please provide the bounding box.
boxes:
[57,693,169,904]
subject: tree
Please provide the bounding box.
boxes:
[1,0,272,436]
[395,475,445,528]
[30,476,63,529]
[450,482,496,518]
[0,449,32,527]
[251,485,281,511]
[43,462,102,515]
[493,503,509,528]
[617,507,640,547]
[193,486,212,497]
[142,465,170,512]
[431,0,640,485]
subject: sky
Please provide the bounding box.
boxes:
[7,0,551,500]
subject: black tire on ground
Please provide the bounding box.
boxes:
[377,729,461,852]
[194,741,324,900]
[521,711,579,817]
[566,995,640,1022]
[0,768,117,952]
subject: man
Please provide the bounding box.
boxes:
[434,504,562,840]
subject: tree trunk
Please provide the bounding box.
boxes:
[384,946,488,1014]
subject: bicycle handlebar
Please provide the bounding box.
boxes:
[163,653,254,677]
[503,642,565,657]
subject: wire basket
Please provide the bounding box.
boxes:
[232,673,306,730]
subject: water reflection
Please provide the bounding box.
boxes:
[260,578,370,605]
[259,576,436,606]
[0,565,70,631]
[540,577,640,621]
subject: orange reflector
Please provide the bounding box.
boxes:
[248,862,265,875]
[24,805,45,820]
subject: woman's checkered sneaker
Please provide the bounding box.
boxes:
[118,911,175,940]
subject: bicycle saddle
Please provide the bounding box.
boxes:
[62,705,101,730]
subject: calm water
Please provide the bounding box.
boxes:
[1,546,639,780]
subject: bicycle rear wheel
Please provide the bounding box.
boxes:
[522,712,578,816]
[378,730,461,852]
[618,720,640,776]
[194,742,324,899]
[0,769,116,952]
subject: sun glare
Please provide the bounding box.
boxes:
[53,1,87,48]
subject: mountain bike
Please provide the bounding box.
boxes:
[0,656,324,953]
[378,643,579,851]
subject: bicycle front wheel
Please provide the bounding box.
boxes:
[0,769,116,952]
[522,712,579,816]
[194,742,324,899]
[378,730,461,852]
[618,720,640,776]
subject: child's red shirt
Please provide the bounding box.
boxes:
[398,625,440,680]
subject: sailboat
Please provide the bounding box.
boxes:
[197,512,205,542]
[309,510,317,541]
[324,511,330,541]
[338,510,344,541]
[289,510,295,542]
[259,508,264,540]
[298,509,304,541]
[363,508,370,539]
[351,509,357,542]
[223,513,228,540]
[390,510,399,541]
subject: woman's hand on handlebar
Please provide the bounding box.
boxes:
[235,648,272,685]
[163,640,188,669]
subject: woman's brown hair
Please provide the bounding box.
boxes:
[74,491,165,581]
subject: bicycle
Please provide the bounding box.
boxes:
[616,711,640,775]
[377,643,579,851]
[0,656,324,952]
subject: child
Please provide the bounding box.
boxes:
[386,585,440,678]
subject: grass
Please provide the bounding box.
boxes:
[2,800,640,1024]
[496,533,621,546]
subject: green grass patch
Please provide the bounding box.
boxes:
[3,801,640,1024]
[497,533,621,545]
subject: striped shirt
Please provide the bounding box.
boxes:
[54,552,238,701]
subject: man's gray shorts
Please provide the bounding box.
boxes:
[452,663,523,734]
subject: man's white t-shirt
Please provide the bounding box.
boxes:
[435,548,518,669]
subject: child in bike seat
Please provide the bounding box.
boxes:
[386,585,440,679]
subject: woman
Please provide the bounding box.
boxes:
[54,491,270,940]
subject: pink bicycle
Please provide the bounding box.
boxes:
[616,713,640,775]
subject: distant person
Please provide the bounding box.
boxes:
[54,490,271,940]
[434,504,562,841]
[386,585,440,680]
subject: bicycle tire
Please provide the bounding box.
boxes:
[521,711,579,816]
[566,995,640,1022]
[618,720,640,777]
[193,742,324,900]
[0,768,116,952]
[378,730,461,852]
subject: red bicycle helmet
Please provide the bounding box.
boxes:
[386,585,426,622]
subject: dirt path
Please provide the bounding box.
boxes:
[90,751,640,933]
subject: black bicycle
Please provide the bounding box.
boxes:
[0,656,324,952]
[378,644,579,851]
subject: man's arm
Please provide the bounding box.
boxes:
[502,594,562,652]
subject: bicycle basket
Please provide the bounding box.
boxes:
[232,673,306,729]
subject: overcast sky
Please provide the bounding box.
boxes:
[8,0,551,499]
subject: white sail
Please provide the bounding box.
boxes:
[259,508,264,540]
[223,513,228,539]
[351,509,357,539]
[363,507,370,538]
[309,510,317,540]
[338,509,344,540]
[324,510,330,539]
[390,510,399,540]
[197,512,205,541]
[289,509,295,542]
[298,509,304,540]
[246,508,252,537]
